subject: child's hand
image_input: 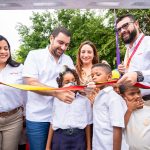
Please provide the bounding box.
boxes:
[84,82,96,97]
[45,145,51,150]
[87,147,92,150]
[84,82,96,93]
[126,98,144,112]
[84,82,99,104]
[87,81,96,86]
[126,100,138,112]
[45,148,51,150]
[136,98,144,109]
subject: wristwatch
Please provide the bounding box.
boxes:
[135,71,144,82]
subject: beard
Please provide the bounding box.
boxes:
[51,47,64,58]
[121,28,137,44]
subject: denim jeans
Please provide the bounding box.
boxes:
[26,120,50,150]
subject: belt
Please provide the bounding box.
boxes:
[56,128,84,136]
[143,95,150,101]
[0,106,23,118]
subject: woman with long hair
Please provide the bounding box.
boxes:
[76,40,99,85]
[0,35,26,150]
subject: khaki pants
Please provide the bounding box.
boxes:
[0,108,23,150]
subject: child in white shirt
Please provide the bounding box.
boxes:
[91,63,128,150]
[119,85,150,150]
[46,66,92,150]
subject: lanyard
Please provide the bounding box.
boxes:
[126,34,145,69]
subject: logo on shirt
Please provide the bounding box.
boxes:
[10,72,19,75]
[137,52,143,55]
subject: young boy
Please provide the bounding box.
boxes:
[46,66,92,150]
[119,85,150,150]
[90,63,128,150]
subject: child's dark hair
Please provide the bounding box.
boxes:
[92,63,112,74]
[57,66,80,88]
[119,85,126,94]
[119,84,139,94]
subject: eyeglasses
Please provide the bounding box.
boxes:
[116,22,134,33]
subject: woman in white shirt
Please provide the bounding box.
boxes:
[0,35,26,150]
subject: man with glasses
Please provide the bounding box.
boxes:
[116,14,150,100]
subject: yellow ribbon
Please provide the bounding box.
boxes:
[0,80,117,91]
[0,82,57,91]
[1,80,149,91]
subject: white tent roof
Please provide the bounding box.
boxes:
[0,0,150,10]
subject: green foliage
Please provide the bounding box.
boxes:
[16,9,150,68]
[105,9,150,64]
[15,11,55,63]
[107,9,150,35]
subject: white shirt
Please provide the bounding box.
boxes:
[52,92,92,130]
[92,86,128,150]
[125,105,150,150]
[124,33,150,96]
[22,47,74,122]
[0,64,26,112]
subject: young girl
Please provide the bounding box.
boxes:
[46,66,92,150]
[119,85,150,150]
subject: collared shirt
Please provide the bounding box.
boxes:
[92,86,128,150]
[22,47,74,122]
[125,105,150,149]
[0,64,26,112]
[124,33,150,96]
[52,93,92,130]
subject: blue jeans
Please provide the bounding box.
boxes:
[26,120,50,150]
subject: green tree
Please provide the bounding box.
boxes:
[16,9,149,68]
[56,9,116,66]
[114,9,150,35]
[106,9,150,63]
[16,9,117,67]
[16,11,56,62]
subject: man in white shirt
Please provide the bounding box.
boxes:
[22,26,75,150]
[117,14,150,99]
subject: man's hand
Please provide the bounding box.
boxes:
[117,72,138,86]
[118,63,125,75]
[24,77,75,103]
[84,82,96,96]
[55,90,75,104]
[84,82,98,104]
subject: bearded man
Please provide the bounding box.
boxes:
[116,14,150,100]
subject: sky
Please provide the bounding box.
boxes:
[0,9,106,54]
[0,10,45,53]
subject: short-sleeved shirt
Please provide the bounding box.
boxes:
[124,33,150,96]
[125,105,150,150]
[22,47,74,122]
[0,64,26,112]
[52,93,92,130]
[92,86,128,150]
